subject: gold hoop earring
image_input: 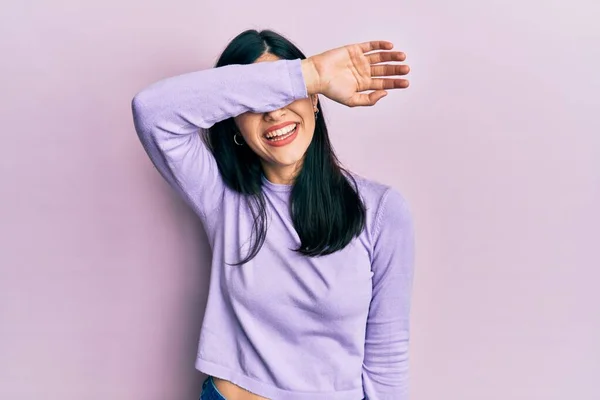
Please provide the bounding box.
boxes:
[233,133,244,146]
[314,108,319,119]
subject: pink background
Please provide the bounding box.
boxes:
[1,0,598,399]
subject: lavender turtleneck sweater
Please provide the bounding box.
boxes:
[131,58,415,400]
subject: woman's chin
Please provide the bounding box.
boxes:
[268,148,304,164]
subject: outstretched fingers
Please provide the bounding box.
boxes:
[369,63,410,91]
[350,41,410,106]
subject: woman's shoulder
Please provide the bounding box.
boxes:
[346,171,413,244]
[345,170,409,210]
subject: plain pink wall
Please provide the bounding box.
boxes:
[1,0,598,399]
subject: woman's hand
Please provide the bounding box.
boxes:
[301,41,410,107]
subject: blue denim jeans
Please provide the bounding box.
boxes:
[200,376,366,400]
[200,376,227,400]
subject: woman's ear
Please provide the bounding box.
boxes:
[312,94,319,110]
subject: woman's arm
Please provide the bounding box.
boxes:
[130,59,308,216]
[362,189,416,400]
[131,40,408,216]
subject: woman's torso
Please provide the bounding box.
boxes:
[196,180,380,398]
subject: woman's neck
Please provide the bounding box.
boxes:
[261,161,302,185]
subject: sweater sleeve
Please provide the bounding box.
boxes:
[362,188,416,400]
[130,58,308,217]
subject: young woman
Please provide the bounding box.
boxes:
[131,29,414,400]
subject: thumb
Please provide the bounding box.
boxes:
[371,90,388,104]
[350,90,388,107]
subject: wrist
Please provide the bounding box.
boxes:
[301,58,320,95]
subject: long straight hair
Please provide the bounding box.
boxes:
[206,29,366,265]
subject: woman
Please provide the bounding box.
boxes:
[131,29,414,400]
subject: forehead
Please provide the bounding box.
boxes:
[254,53,281,63]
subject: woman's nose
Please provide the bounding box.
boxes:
[265,108,286,120]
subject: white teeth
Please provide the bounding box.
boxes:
[269,131,295,141]
[265,124,297,139]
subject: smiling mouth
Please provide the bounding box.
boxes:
[263,123,298,142]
